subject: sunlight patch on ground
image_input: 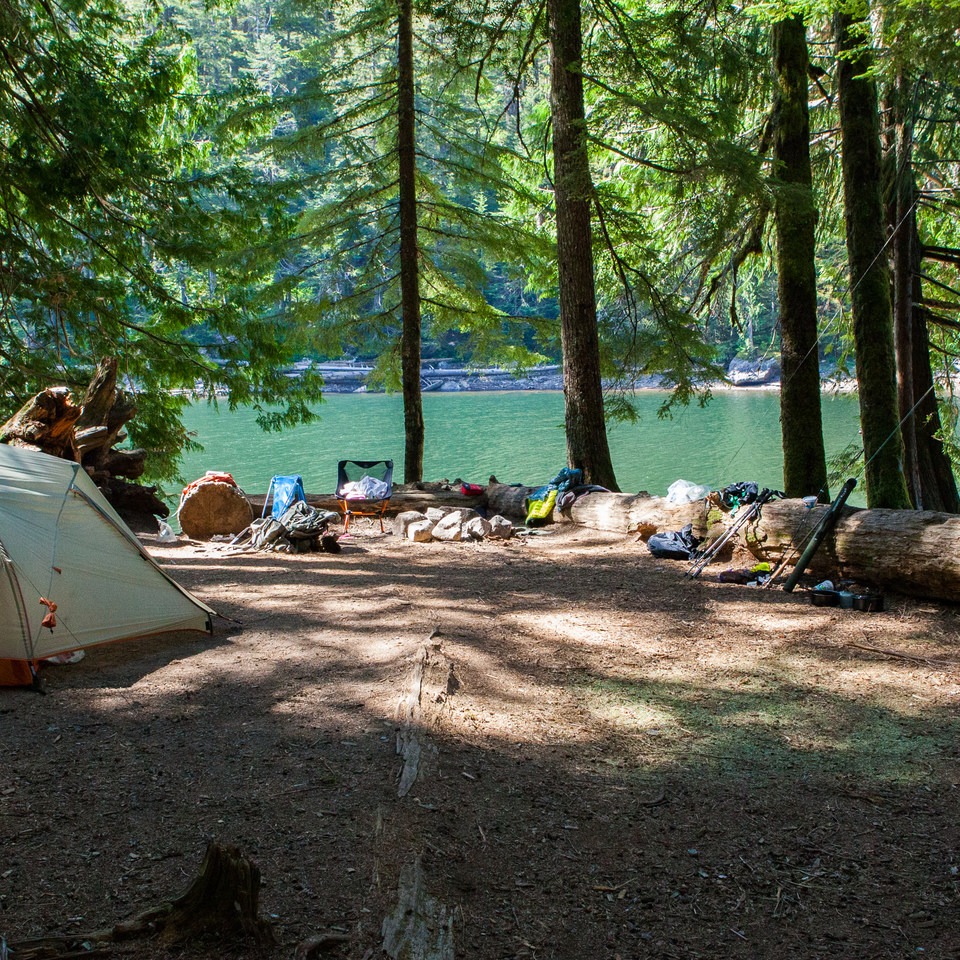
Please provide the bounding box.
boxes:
[507,610,619,645]
[573,672,960,784]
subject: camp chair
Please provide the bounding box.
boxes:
[263,474,306,520]
[336,460,393,532]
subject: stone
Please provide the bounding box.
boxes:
[462,516,492,541]
[432,513,464,541]
[727,357,781,386]
[486,515,514,540]
[394,510,427,538]
[407,519,437,542]
[425,507,453,521]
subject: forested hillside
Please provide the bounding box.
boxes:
[1,0,958,503]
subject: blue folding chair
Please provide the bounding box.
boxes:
[263,475,307,520]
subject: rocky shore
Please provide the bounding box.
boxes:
[307,356,796,394]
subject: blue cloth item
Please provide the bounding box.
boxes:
[263,475,306,519]
[549,467,583,493]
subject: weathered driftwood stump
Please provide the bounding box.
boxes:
[0,358,168,525]
[179,481,254,539]
[0,386,81,457]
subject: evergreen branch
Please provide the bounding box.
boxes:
[926,312,960,332]
[585,135,690,176]
[917,271,960,298]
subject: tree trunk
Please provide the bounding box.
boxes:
[912,297,959,512]
[836,12,911,509]
[397,0,424,484]
[547,0,619,491]
[771,16,829,501]
[886,71,922,505]
[883,74,959,513]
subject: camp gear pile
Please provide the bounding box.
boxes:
[231,501,341,553]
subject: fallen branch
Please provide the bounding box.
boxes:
[846,641,956,671]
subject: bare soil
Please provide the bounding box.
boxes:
[3,522,960,959]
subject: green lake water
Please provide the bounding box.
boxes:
[178,390,866,503]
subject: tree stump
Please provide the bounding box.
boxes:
[178,481,254,539]
[157,842,274,946]
[6,843,273,958]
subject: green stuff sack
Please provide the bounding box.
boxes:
[525,488,558,527]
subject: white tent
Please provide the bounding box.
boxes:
[0,444,214,685]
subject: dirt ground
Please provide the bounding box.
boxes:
[3,520,960,960]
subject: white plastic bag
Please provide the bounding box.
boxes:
[665,479,710,504]
[157,518,177,543]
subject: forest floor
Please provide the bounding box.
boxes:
[3,523,960,960]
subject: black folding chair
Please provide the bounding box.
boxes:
[335,460,393,533]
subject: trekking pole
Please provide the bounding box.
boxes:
[686,490,773,579]
[685,508,752,577]
[782,478,857,592]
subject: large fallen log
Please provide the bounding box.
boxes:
[486,482,960,602]
[247,486,485,519]
[746,499,960,600]
[486,481,714,534]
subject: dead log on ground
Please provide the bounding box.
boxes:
[747,500,960,600]
[485,481,714,535]
[487,482,960,602]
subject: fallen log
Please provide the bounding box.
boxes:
[747,500,960,600]
[485,481,716,535]
[247,487,485,519]
[486,482,960,603]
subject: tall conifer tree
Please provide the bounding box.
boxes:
[771,15,829,499]
[836,10,911,508]
[546,0,618,489]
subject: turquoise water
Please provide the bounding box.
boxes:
[178,390,865,502]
